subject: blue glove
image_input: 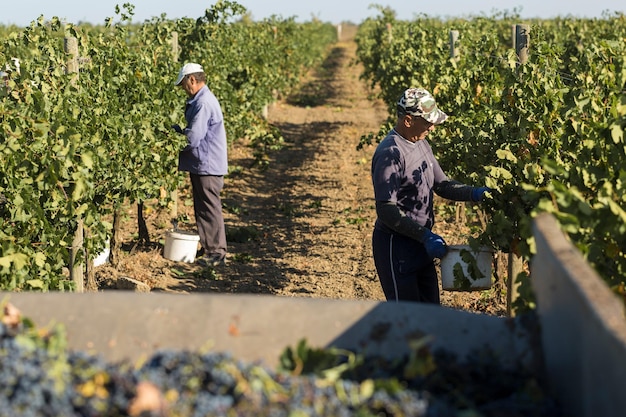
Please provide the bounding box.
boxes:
[471,186,492,202]
[423,230,448,259]
[171,124,183,134]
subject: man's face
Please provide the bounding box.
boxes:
[178,75,195,97]
[408,114,435,140]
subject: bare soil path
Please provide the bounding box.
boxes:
[96,33,507,316]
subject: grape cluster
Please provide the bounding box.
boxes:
[0,304,562,417]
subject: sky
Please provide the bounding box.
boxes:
[1,0,624,27]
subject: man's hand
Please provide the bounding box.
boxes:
[423,230,448,259]
[171,124,183,134]
[471,186,492,202]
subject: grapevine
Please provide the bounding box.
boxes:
[0,2,336,290]
[355,9,626,310]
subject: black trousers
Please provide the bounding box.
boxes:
[190,174,227,258]
[372,227,440,304]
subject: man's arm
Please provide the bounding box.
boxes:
[376,200,448,258]
[434,180,491,202]
[433,180,473,201]
[183,103,210,150]
[375,200,429,241]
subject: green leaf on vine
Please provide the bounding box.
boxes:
[34,253,46,268]
[26,279,45,289]
[81,152,94,169]
[611,124,623,144]
[485,166,513,180]
[496,149,517,163]
[0,253,29,269]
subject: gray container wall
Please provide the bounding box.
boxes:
[532,213,626,417]
[0,291,538,370]
[2,213,625,417]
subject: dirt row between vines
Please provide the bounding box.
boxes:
[95,34,507,316]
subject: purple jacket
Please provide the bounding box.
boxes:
[178,85,228,175]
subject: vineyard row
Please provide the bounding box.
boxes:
[355,7,626,310]
[0,1,336,291]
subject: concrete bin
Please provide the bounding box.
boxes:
[531,213,626,417]
[2,213,625,417]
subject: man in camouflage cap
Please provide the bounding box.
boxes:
[370,87,490,304]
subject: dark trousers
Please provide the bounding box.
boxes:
[372,227,440,304]
[190,174,227,257]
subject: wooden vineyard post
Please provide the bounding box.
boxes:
[137,201,151,244]
[170,31,180,62]
[449,30,460,60]
[506,24,531,316]
[84,227,98,292]
[70,219,84,292]
[507,251,523,316]
[511,25,517,50]
[65,36,85,292]
[109,208,122,267]
[170,32,179,222]
[455,202,466,224]
[515,24,530,65]
[64,37,79,85]
[261,28,279,119]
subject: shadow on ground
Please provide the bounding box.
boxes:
[286,45,345,107]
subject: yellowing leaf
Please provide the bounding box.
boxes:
[360,379,375,399]
[0,253,29,269]
[496,149,517,163]
[486,166,513,180]
[81,152,94,169]
[26,279,45,289]
[34,252,46,268]
[608,200,626,223]
[0,256,11,268]
[75,203,88,216]
[72,179,86,201]
[12,253,29,270]
[611,124,623,144]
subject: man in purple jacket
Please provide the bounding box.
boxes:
[173,63,228,267]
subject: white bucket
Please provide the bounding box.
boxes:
[93,247,110,267]
[440,245,493,291]
[163,230,200,263]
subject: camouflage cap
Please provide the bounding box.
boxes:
[397,87,448,125]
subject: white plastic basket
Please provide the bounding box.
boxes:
[440,245,493,291]
[163,230,200,263]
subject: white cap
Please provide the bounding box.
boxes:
[174,63,204,86]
